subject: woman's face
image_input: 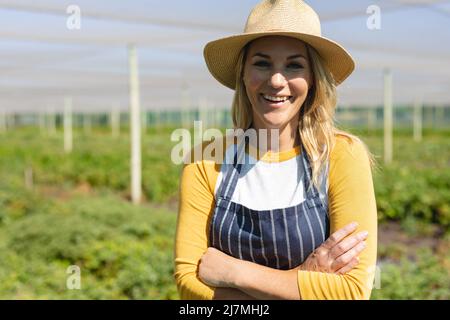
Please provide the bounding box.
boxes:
[243,36,312,130]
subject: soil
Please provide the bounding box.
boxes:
[378,221,449,262]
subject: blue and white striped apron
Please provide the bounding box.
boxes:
[209,139,330,270]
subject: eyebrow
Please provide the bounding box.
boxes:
[252,53,306,60]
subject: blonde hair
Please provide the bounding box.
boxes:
[231,39,377,192]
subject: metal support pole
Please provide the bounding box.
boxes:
[383,69,393,165]
[0,110,5,133]
[413,99,422,142]
[64,97,73,153]
[128,44,142,205]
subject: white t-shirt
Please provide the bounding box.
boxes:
[214,145,329,211]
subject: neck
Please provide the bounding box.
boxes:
[251,119,301,153]
[276,123,301,152]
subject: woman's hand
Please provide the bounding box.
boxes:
[298,222,368,274]
[198,247,238,288]
[199,222,368,288]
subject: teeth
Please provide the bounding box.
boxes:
[263,94,290,102]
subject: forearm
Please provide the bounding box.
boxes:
[231,260,301,300]
[213,288,257,300]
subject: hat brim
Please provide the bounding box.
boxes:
[203,31,355,90]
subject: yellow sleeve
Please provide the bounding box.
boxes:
[173,155,220,300]
[297,136,378,300]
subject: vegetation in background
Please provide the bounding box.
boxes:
[0,127,448,299]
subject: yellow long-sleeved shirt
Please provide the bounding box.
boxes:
[174,134,378,300]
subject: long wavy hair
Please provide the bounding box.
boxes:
[231,39,377,192]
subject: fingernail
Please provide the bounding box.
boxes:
[350,222,358,228]
[360,231,369,238]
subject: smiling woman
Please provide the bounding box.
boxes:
[245,37,311,131]
[174,0,378,300]
[237,36,313,153]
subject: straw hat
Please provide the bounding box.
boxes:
[204,0,355,90]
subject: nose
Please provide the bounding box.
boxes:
[268,72,287,88]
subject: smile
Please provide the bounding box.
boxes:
[261,94,292,105]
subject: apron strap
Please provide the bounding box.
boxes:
[301,143,326,199]
[218,136,324,202]
[217,136,247,201]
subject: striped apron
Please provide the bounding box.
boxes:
[209,140,330,270]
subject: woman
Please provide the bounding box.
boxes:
[174,0,377,300]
